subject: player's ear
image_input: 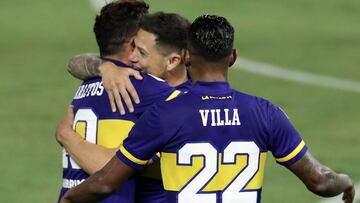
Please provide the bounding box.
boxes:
[229,49,237,67]
[129,37,136,51]
[166,52,181,71]
[184,49,191,67]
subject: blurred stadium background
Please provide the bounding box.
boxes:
[0,0,359,202]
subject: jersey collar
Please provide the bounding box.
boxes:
[192,81,232,94]
[101,57,131,68]
[175,80,192,92]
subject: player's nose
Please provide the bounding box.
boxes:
[129,52,139,64]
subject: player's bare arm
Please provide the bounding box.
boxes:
[288,151,355,203]
[67,53,102,81]
[67,53,143,114]
[56,106,118,175]
[60,156,135,203]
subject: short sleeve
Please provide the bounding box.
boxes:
[116,103,169,169]
[267,105,307,166]
[131,73,179,115]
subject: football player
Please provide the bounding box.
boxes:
[56,5,192,203]
[56,1,182,203]
[60,14,355,203]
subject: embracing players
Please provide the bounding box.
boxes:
[59,14,354,203]
[56,1,192,202]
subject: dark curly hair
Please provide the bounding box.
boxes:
[139,12,190,55]
[94,0,149,56]
[188,15,234,61]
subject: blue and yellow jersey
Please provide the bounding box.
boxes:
[117,81,307,203]
[58,60,178,202]
[135,78,191,203]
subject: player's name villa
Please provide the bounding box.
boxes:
[62,178,85,189]
[199,108,241,127]
[73,81,105,99]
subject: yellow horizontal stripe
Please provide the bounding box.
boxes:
[120,146,148,165]
[276,140,305,163]
[161,152,267,191]
[75,119,134,148]
[97,120,134,148]
[165,90,181,101]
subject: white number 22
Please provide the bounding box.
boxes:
[177,141,259,203]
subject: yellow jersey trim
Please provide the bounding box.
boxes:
[276,140,305,163]
[119,146,148,165]
[166,90,181,101]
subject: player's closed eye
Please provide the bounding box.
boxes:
[139,49,147,57]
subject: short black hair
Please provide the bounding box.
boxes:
[139,12,190,55]
[94,0,149,56]
[188,15,234,61]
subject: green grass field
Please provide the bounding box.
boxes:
[1,0,359,202]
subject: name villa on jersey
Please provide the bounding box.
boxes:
[73,81,104,99]
[199,108,241,127]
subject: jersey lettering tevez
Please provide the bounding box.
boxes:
[58,60,179,203]
[117,81,307,203]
